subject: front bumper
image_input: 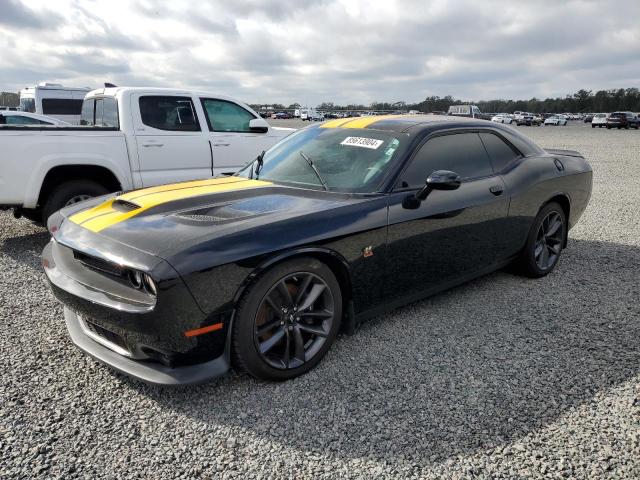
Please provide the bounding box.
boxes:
[43,235,233,386]
[65,308,230,385]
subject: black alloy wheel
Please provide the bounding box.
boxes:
[254,272,335,370]
[516,202,566,278]
[534,211,564,271]
[232,257,342,380]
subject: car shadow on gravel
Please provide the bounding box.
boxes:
[0,228,50,270]
[124,238,639,467]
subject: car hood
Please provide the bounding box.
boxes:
[58,176,357,257]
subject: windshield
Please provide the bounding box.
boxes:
[236,126,407,192]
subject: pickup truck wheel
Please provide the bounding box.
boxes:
[42,180,109,224]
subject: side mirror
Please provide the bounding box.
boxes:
[249,118,269,133]
[415,170,461,200]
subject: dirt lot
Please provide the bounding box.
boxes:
[1,121,639,479]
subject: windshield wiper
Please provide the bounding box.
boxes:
[249,150,266,179]
[299,151,329,191]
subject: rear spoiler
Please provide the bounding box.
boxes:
[545,148,583,158]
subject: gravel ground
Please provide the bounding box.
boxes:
[1,122,639,479]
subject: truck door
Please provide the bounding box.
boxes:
[199,98,276,176]
[133,94,211,187]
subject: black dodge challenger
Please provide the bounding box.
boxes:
[43,115,592,385]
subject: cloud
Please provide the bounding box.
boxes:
[0,0,62,29]
[0,0,638,105]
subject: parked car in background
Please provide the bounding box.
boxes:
[544,115,568,126]
[491,114,514,124]
[583,114,594,123]
[272,112,292,119]
[19,82,91,124]
[591,113,608,128]
[606,111,639,129]
[300,108,319,121]
[43,114,592,384]
[0,86,295,223]
[516,113,541,126]
[0,111,71,126]
[447,105,491,120]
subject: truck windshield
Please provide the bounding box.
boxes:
[236,126,408,193]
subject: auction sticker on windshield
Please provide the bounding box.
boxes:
[340,137,384,149]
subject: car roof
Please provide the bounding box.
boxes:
[319,114,493,134]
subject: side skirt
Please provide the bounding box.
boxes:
[354,257,516,325]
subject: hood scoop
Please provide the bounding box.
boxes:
[173,195,299,225]
[112,198,141,212]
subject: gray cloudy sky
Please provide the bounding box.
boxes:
[1,0,638,105]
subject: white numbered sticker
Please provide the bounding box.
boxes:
[340,136,384,149]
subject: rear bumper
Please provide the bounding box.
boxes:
[65,308,231,385]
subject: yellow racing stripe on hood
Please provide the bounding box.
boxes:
[69,177,272,232]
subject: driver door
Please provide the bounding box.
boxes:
[385,131,509,302]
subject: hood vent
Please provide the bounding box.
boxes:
[112,199,141,212]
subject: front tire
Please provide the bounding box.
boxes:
[515,202,566,278]
[232,257,342,381]
[41,180,109,224]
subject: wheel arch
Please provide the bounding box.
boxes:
[37,164,123,207]
[542,192,571,247]
[233,247,353,306]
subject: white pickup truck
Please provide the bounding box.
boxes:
[0,87,295,223]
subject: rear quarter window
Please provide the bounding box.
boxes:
[479,132,520,172]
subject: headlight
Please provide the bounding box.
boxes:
[129,270,143,289]
[128,270,156,296]
[142,274,157,296]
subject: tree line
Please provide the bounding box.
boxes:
[0,92,19,107]
[255,88,640,114]
[356,88,640,113]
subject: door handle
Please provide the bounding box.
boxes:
[489,185,504,196]
[142,141,163,147]
[212,143,230,147]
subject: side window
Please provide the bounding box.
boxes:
[139,96,200,132]
[201,99,256,132]
[400,133,493,188]
[41,98,83,115]
[479,132,520,172]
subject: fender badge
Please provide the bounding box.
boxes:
[363,246,373,258]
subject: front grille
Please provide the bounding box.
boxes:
[73,250,123,277]
[85,320,128,351]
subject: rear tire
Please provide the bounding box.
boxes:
[42,180,109,224]
[232,257,342,381]
[515,202,566,278]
